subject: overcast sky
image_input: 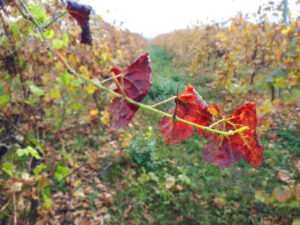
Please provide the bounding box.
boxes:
[80,0,299,38]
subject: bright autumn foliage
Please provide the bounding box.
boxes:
[159,85,263,168]
[201,103,263,168]
[109,53,152,129]
[159,85,211,145]
[66,0,92,44]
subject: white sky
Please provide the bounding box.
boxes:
[80,0,299,38]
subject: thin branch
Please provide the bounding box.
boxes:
[111,72,126,97]
[209,117,229,129]
[152,96,177,108]
[28,155,33,171]
[0,142,9,150]
[225,120,249,136]
[0,113,35,145]
[174,88,179,118]
[0,198,11,213]
[13,193,17,225]
[58,88,66,132]
[100,74,122,84]
[43,10,68,29]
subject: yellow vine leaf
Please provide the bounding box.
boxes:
[89,109,99,116]
[101,111,110,126]
[87,83,97,94]
[272,186,291,202]
[94,50,99,57]
[50,87,61,99]
[281,27,291,34]
[262,100,275,114]
[101,53,107,61]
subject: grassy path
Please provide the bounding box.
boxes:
[112,45,300,225]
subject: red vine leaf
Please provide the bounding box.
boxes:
[159,85,211,145]
[66,0,92,44]
[207,104,224,118]
[0,0,9,16]
[80,21,92,45]
[109,53,152,129]
[109,99,139,129]
[202,103,263,168]
[159,109,194,145]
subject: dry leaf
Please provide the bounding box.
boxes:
[275,169,294,182]
[176,216,184,223]
[144,210,154,224]
[6,182,23,193]
[295,160,300,172]
[272,186,291,202]
[124,205,132,218]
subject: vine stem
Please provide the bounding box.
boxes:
[13,193,17,225]
[18,0,248,137]
[111,72,126,97]
[151,96,177,108]
[72,73,248,136]
[209,117,230,128]
[101,74,122,84]
[43,10,68,29]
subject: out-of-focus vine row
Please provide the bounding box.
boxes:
[153,1,300,133]
[0,0,148,141]
[0,0,148,223]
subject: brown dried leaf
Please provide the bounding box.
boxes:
[295,160,300,172]
[275,169,294,182]
[272,186,291,202]
[144,210,154,224]
[124,205,132,218]
[5,181,23,193]
[176,216,184,223]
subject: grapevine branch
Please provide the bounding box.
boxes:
[18,0,248,137]
[151,96,177,108]
[101,74,123,84]
[43,10,68,29]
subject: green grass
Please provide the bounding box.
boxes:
[107,45,300,225]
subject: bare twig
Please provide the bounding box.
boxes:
[111,72,126,97]
[151,96,177,108]
[58,88,66,132]
[13,193,17,225]
[100,74,122,84]
[0,198,11,213]
[43,10,68,29]
[0,113,35,145]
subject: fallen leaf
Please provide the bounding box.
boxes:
[272,186,291,202]
[295,160,300,172]
[275,169,294,182]
[176,216,184,223]
[124,205,132,218]
[144,210,154,224]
